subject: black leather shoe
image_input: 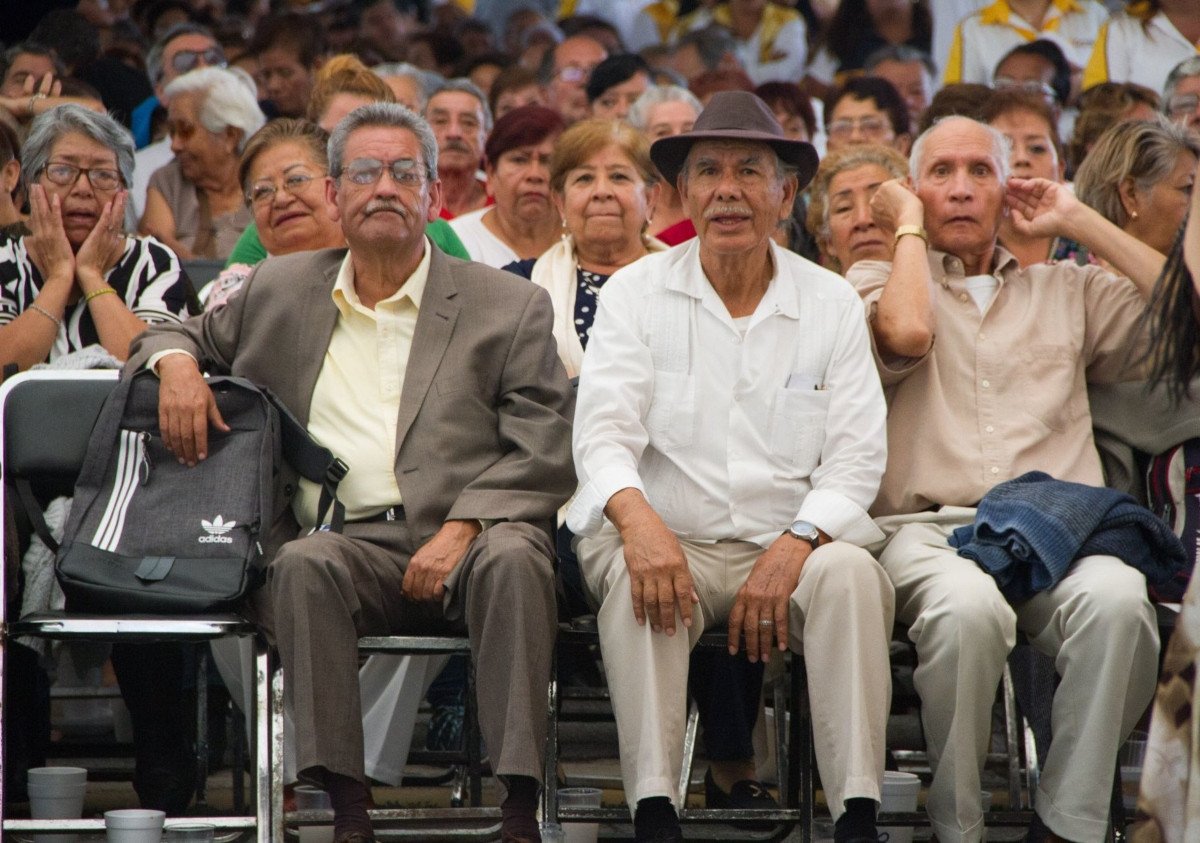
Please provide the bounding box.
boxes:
[705,767,780,830]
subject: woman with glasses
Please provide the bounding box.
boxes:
[139,66,265,262]
[201,118,344,308]
[822,76,911,155]
[0,104,196,371]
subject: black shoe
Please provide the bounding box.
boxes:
[705,767,779,830]
[634,797,683,842]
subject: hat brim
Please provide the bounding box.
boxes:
[650,129,819,190]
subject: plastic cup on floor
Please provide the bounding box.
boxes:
[539,821,567,843]
[880,771,921,843]
[557,788,602,843]
[293,785,334,843]
[105,808,165,843]
[163,825,216,842]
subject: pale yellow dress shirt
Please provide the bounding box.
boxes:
[293,241,431,529]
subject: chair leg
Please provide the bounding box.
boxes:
[254,638,272,843]
[1002,664,1024,811]
[677,701,701,807]
[194,647,210,810]
[270,657,285,843]
[791,654,811,843]
[465,659,482,808]
[543,675,559,825]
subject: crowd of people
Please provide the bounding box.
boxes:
[2,1,1200,843]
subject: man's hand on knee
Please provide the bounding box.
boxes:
[727,535,809,663]
[605,489,699,636]
[402,519,482,602]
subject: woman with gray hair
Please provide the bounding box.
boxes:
[627,84,701,244]
[140,66,266,260]
[1074,117,1199,259]
[0,104,196,371]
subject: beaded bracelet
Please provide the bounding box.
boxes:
[84,286,117,303]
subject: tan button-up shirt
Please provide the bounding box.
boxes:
[293,241,431,528]
[848,246,1147,517]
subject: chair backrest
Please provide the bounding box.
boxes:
[1,371,119,487]
[182,259,226,301]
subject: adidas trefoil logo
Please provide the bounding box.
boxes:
[199,515,236,544]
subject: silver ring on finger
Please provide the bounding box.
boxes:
[758,619,774,627]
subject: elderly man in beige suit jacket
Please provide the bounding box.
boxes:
[126,103,575,843]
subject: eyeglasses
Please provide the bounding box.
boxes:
[42,161,122,192]
[169,46,227,78]
[247,172,323,207]
[826,116,890,138]
[339,157,425,188]
[1168,94,1200,117]
[554,65,591,85]
[993,77,1057,101]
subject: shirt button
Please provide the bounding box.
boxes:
[981,379,990,388]
[991,467,1000,475]
[959,294,969,302]
[985,425,995,433]
[979,333,986,340]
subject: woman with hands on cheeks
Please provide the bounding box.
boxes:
[0,105,196,372]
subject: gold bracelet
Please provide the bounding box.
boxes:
[894,224,928,247]
[84,286,117,303]
[29,303,62,327]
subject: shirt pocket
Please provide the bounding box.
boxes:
[1019,343,1086,432]
[646,370,696,452]
[769,387,832,476]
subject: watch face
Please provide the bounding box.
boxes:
[790,521,818,541]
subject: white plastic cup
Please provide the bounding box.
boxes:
[28,767,88,788]
[105,808,165,843]
[293,785,334,843]
[557,787,602,843]
[539,821,567,843]
[880,771,921,843]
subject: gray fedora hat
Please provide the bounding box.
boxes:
[650,90,819,188]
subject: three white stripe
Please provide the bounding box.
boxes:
[92,430,143,552]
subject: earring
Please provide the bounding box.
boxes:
[1131,211,1139,220]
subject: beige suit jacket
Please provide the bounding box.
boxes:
[127,246,576,548]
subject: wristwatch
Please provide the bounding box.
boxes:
[786,519,822,550]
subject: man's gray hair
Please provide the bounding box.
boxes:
[1,42,66,84]
[22,104,136,188]
[863,44,937,78]
[1163,56,1200,111]
[164,66,266,153]
[626,84,701,131]
[671,26,737,74]
[909,115,1011,187]
[327,102,439,182]
[373,62,441,111]
[146,22,216,85]
[428,77,494,132]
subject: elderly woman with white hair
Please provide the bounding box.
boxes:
[139,66,266,261]
[627,84,701,245]
[0,104,196,371]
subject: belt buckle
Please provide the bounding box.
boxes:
[385,507,397,522]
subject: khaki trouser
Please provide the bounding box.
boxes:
[578,526,894,819]
[873,508,1160,843]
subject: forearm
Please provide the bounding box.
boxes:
[604,487,663,539]
[1064,205,1164,299]
[874,236,935,357]
[0,281,73,370]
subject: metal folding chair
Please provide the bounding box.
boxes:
[545,621,813,842]
[0,370,271,841]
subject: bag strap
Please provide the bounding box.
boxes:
[259,386,348,533]
[12,477,58,553]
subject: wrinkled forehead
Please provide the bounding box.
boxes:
[917,121,1004,175]
[685,139,778,171]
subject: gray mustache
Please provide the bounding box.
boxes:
[364,200,408,216]
[703,204,752,219]
[441,141,474,155]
